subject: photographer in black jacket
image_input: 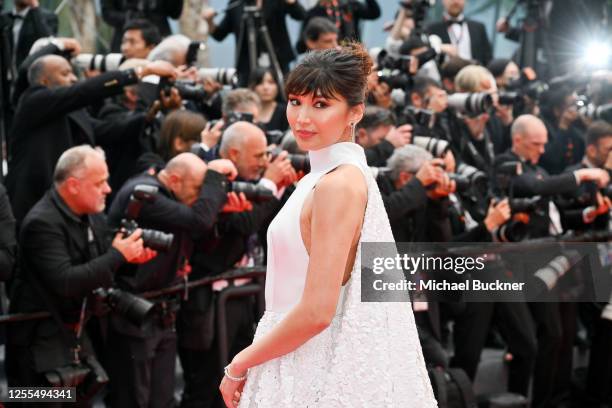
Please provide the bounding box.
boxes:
[6,146,155,403]
[178,121,295,408]
[5,37,178,224]
[0,182,16,284]
[494,115,609,408]
[106,153,238,407]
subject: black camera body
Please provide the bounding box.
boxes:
[269,146,311,173]
[121,184,174,252]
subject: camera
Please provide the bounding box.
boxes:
[453,163,488,198]
[447,92,493,117]
[398,106,433,128]
[398,0,436,34]
[198,68,238,87]
[498,91,522,106]
[121,185,174,252]
[227,182,274,203]
[45,356,109,402]
[120,219,173,252]
[158,78,209,101]
[576,99,612,122]
[72,53,125,72]
[92,287,155,327]
[412,136,449,158]
[269,146,311,173]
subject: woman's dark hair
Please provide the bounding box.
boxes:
[158,110,206,161]
[285,42,373,106]
[248,67,274,89]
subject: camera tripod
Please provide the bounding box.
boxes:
[504,0,556,76]
[235,1,285,95]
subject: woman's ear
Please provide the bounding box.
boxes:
[349,103,365,127]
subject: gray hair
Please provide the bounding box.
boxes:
[148,34,190,64]
[387,145,432,181]
[28,56,48,85]
[222,88,261,117]
[53,145,102,186]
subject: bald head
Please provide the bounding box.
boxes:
[160,153,208,206]
[28,55,76,88]
[511,114,548,165]
[220,121,268,181]
[219,121,266,157]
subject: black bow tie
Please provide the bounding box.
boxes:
[445,19,464,26]
[10,13,24,20]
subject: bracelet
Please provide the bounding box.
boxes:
[224,364,247,382]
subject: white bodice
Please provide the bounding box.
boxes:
[264,142,368,313]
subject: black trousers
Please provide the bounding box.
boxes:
[451,301,537,397]
[585,317,612,406]
[178,296,255,408]
[529,301,566,408]
[106,326,177,408]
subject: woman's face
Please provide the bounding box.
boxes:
[502,62,520,87]
[254,72,278,103]
[287,91,363,151]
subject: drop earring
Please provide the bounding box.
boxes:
[350,122,356,142]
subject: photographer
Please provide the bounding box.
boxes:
[425,0,492,65]
[120,19,161,60]
[101,0,183,53]
[301,16,339,52]
[1,0,58,71]
[0,181,16,284]
[203,0,306,85]
[6,146,154,402]
[538,85,585,175]
[559,121,612,232]
[5,37,178,224]
[105,152,237,407]
[178,121,294,408]
[355,106,412,167]
[450,65,512,173]
[494,115,609,408]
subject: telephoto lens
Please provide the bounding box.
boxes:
[228,182,275,203]
[72,53,126,72]
[198,68,238,87]
[412,136,449,158]
[447,92,493,116]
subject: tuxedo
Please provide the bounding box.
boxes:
[426,17,492,66]
[3,6,58,71]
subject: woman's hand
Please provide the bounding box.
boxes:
[219,364,247,408]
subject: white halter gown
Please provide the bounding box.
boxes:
[238,142,437,407]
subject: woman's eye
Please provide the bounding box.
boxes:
[314,101,327,108]
[289,99,300,106]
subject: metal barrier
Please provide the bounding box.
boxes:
[0,266,267,324]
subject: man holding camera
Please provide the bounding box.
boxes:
[106,152,238,407]
[178,121,295,408]
[5,37,178,224]
[6,146,155,403]
[494,114,609,408]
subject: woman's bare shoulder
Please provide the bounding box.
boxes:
[314,164,367,210]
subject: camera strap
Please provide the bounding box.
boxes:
[26,270,87,364]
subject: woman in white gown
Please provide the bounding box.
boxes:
[219,43,437,408]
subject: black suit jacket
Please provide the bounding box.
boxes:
[101,0,183,52]
[426,19,492,66]
[7,7,58,69]
[8,188,124,373]
[211,0,306,83]
[5,45,144,223]
[0,183,16,283]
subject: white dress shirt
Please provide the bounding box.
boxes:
[444,12,472,61]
